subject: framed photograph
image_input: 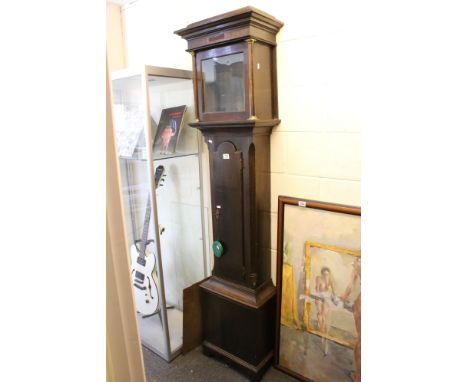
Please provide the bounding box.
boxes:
[275,196,361,382]
[153,105,187,154]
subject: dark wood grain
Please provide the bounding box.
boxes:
[175,8,283,381]
[201,288,276,382]
[174,6,283,51]
[182,277,209,354]
[196,122,277,289]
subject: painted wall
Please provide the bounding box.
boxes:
[117,0,361,284]
[107,3,127,71]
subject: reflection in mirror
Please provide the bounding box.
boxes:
[202,53,245,113]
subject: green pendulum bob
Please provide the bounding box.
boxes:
[213,240,224,258]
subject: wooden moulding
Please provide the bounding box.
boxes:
[203,340,273,381]
[189,119,280,134]
[174,6,284,51]
[200,276,275,309]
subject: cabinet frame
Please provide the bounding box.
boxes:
[111,65,208,362]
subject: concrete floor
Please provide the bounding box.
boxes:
[143,346,296,382]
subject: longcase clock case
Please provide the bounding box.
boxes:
[176,7,283,381]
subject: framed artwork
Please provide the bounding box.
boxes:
[275,196,361,382]
[153,105,187,154]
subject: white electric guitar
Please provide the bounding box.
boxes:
[130,165,165,317]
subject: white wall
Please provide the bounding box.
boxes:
[107,3,127,71]
[119,0,361,284]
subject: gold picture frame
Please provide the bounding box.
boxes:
[303,241,361,349]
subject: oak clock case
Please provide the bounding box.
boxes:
[111,66,209,362]
[175,7,283,381]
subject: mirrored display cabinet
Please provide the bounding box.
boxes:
[111,65,209,361]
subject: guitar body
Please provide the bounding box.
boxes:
[130,244,160,316]
[129,164,165,317]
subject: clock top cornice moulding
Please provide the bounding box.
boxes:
[174,6,284,51]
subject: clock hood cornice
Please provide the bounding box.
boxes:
[174,6,283,50]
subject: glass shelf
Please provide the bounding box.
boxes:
[120,150,199,162]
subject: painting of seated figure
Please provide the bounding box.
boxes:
[301,242,361,351]
[275,198,361,382]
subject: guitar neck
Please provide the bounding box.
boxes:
[138,165,164,258]
[139,195,152,256]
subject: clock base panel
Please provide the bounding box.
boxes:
[201,277,276,381]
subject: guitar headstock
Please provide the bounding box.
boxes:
[154,165,166,189]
